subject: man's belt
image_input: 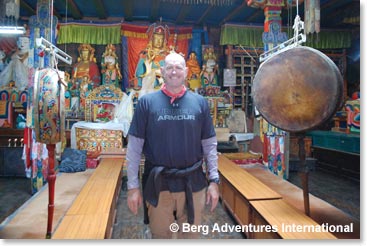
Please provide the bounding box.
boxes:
[143,160,203,224]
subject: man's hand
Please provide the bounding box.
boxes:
[206,182,219,212]
[127,188,143,215]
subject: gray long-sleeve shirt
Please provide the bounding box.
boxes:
[126,135,219,190]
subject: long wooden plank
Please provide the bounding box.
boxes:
[250,199,337,239]
[52,158,123,239]
[52,213,109,239]
[66,158,123,215]
[66,179,118,215]
[218,155,281,200]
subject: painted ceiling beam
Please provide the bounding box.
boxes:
[196,6,213,25]
[244,9,263,23]
[176,5,191,24]
[67,0,82,19]
[220,1,247,25]
[150,0,160,23]
[121,0,133,21]
[20,0,36,16]
[93,0,107,19]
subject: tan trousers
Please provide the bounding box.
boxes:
[147,188,206,239]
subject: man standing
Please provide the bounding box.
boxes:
[126,52,220,239]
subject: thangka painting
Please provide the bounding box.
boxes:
[261,119,287,179]
[264,134,286,179]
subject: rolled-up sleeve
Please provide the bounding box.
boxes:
[202,136,219,180]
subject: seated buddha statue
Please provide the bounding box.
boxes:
[71,44,100,109]
[186,51,202,91]
[101,44,122,87]
[201,47,219,88]
[72,44,100,90]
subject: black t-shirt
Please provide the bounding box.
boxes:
[128,90,216,169]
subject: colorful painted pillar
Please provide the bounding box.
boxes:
[26,0,58,193]
[26,0,59,238]
[247,0,303,51]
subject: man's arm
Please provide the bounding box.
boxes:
[126,135,145,189]
[202,136,220,212]
[202,136,219,180]
[126,135,145,215]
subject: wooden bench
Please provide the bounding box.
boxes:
[243,163,360,239]
[218,155,282,238]
[219,155,281,201]
[52,158,124,239]
[218,155,339,239]
[250,199,337,239]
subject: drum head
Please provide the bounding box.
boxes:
[253,46,343,132]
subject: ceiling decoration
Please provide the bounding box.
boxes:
[17,0,360,32]
[161,0,236,5]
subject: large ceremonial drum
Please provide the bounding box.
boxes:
[253,46,343,132]
[34,68,65,144]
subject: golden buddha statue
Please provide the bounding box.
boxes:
[71,44,100,109]
[186,51,202,91]
[72,44,100,92]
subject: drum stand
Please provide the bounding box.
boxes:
[46,144,56,238]
[297,133,310,216]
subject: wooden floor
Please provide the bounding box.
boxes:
[0,155,360,239]
[0,170,94,239]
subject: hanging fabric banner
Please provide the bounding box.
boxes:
[57,22,122,45]
[304,0,320,34]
